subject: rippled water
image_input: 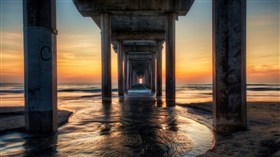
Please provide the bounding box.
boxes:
[0,97,214,156]
[1,83,279,107]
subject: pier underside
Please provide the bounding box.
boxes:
[72,0,196,102]
[23,0,247,134]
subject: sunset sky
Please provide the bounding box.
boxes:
[0,0,279,84]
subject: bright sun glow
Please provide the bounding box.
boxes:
[139,78,143,84]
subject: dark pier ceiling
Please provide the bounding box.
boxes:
[73,0,195,16]
[73,0,195,42]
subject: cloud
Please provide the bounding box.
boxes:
[1,32,23,50]
[248,15,279,28]
[248,65,280,83]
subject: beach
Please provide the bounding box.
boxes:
[1,101,279,156]
[0,107,72,133]
[181,102,280,157]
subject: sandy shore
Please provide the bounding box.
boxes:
[0,107,72,133]
[180,102,280,157]
[1,102,279,156]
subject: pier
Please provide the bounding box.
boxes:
[23,0,247,134]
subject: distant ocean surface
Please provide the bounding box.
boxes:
[0,83,279,107]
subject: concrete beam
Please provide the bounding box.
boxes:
[112,32,165,41]
[128,51,153,56]
[213,0,247,134]
[123,40,157,46]
[23,0,57,133]
[91,15,165,33]
[73,0,195,16]
[124,46,157,54]
[129,55,153,60]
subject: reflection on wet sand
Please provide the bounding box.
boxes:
[0,98,213,157]
[23,134,58,156]
[119,99,192,157]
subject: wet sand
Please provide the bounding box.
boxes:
[179,102,280,157]
[0,99,213,156]
[0,107,73,133]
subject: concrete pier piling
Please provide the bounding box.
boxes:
[124,53,128,92]
[101,13,112,103]
[165,13,176,103]
[156,41,163,97]
[118,42,124,96]
[151,53,156,93]
[213,0,247,134]
[23,0,57,133]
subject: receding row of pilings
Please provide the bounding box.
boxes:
[116,42,164,97]
[23,0,246,135]
[103,16,177,102]
[101,13,172,102]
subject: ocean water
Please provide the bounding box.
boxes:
[0,83,279,107]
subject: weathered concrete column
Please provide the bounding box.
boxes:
[131,71,134,86]
[127,61,130,89]
[132,71,137,85]
[128,63,132,89]
[124,53,128,92]
[117,42,124,96]
[151,53,156,93]
[156,41,163,97]
[23,0,57,133]
[213,0,247,134]
[131,70,134,86]
[127,58,130,90]
[144,70,148,86]
[101,13,112,102]
[165,13,176,102]
[148,62,152,89]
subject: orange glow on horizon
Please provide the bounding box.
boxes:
[1,32,279,84]
[1,1,279,84]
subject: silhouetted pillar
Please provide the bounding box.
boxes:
[144,70,148,87]
[128,63,132,89]
[146,70,149,86]
[156,41,163,97]
[165,13,176,102]
[131,70,134,86]
[118,42,124,96]
[127,61,130,89]
[148,62,152,89]
[151,53,156,93]
[23,0,57,133]
[132,71,137,86]
[213,0,247,134]
[101,13,112,102]
[127,58,130,90]
[124,53,128,92]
